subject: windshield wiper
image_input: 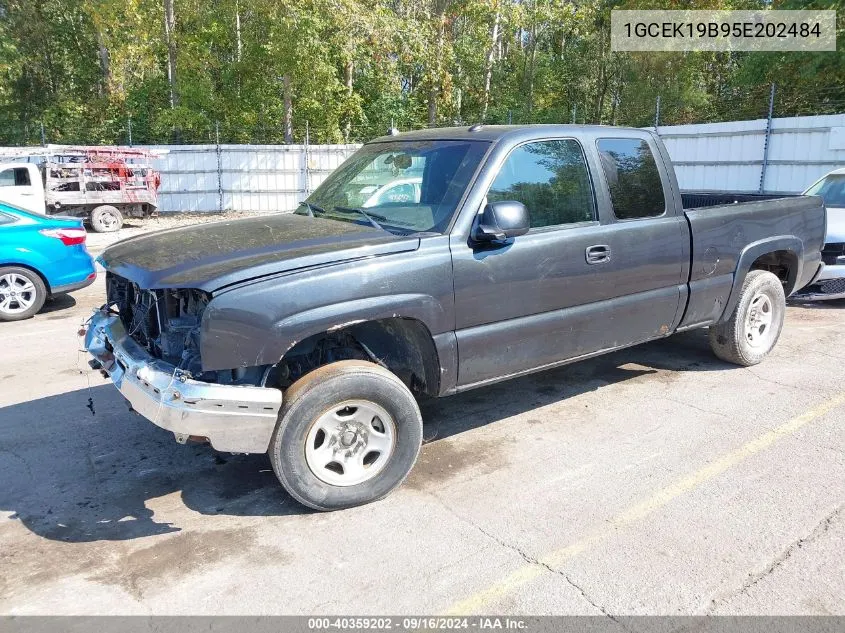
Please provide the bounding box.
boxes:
[297,201,326,217]
[300,202,392,233]
[333,206,389,232]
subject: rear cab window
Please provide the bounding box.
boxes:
[596,138,665,220]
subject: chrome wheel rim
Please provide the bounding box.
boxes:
[744,291,775,349]
[305,400,396,487]
[0,273,37,314]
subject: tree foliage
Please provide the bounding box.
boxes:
[0,0,842,144]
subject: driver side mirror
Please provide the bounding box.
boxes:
[473,200,530,243]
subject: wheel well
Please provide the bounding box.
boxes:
[269,318,442,397]
[51,205,91,219]
[749,250,799,294]
[0,263,51,294]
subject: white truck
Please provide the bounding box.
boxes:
[0,145,163,232]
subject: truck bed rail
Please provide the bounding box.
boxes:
[681,191,793,209]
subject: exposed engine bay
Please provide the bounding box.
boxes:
[106,273,209,377]
[105,272,375,389]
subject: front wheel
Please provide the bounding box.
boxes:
[269,360,423,511]
[709,270,786,366]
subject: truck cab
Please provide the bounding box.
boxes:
[0,163,45,215]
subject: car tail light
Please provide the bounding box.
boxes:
[39,228,87,246]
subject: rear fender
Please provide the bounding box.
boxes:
[720,236,803,321]
[0,248,52,291]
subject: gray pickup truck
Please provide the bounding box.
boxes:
[84,125,826,510]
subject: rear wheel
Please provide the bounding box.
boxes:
[269,360,423,511]
[90,205,123,232]
[708,270,785,366]
[0,267,47,321]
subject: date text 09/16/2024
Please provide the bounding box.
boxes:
[307,617,527,630]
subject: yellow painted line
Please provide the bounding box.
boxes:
[446,392,845,615]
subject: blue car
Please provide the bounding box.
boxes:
[0,203,96,321]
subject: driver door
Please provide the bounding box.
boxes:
[451,136,684,388]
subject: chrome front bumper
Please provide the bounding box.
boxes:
[817,262,845,282]
[84,310,282,453]
[791,259,845,301]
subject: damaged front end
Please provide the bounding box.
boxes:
[84,273,282,453]
[106,273,210,376]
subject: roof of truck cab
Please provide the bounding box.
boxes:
[368,124,651,144]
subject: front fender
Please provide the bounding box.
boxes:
[200,293,450,371]
[198,235,456,372]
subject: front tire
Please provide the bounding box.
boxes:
[269,360,423,511]
[708,270,786,366]
[0,267,47,321]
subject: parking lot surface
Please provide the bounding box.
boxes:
[1,274,843,615]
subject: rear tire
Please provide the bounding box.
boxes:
[0,267,47,321]
[90,205,123,232]
[708,270,785,366]
[269,360,423,511]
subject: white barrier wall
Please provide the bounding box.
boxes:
[147,143,360,213]
[657,114,845,194]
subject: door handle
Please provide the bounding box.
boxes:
[585,244,611,264]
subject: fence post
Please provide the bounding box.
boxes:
[758,83,776,194]
[127,116,133,147]
[303,120,311,198]
[571,104,576,124]
[654,95,661,133]
[40,122,46,146]
[215,121,223,212]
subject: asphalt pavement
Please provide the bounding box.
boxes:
[1,275,843,615]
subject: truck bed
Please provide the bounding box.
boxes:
[679,193,826,329]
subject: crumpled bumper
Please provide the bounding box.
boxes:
[84,309,282,453]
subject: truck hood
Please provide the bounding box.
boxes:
[99,213,420,292]
[827,206,845,243]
